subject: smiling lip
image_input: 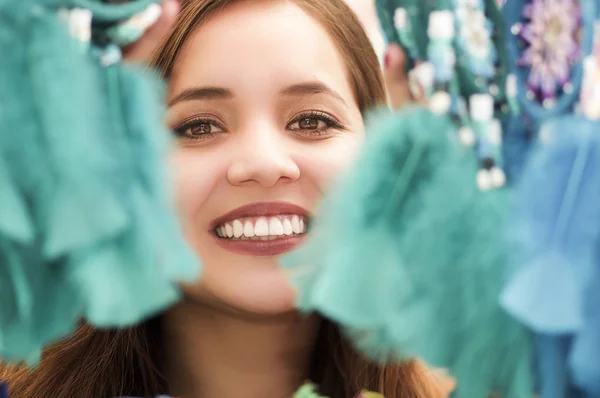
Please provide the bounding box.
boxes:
[210,202,310,257]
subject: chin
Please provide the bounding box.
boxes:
[180,261,299,316]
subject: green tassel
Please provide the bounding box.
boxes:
[282,107,533,396]
[24,3,129,258]
[0,159,33,244]
[0,0,201,364]
[4,271,80,366]
[68,240,180,328]
[117,65,200,282]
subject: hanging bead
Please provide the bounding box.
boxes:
[511,23,522,35]
[58,8,92,44]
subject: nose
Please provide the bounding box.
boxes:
[227,125,300,188]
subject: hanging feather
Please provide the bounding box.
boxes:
[501,116,600,332]
[28,10,129,260]
[282,107,533,397]
[568,253,600,397]
[67,63,197,327]
[533,334,573,398]
[118,64,199,283]
[0,0,89,364]
[0,0,201,364]
[501,115,600,397]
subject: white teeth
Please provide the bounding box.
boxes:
[269,217,284,236]
[282,219,293,236]
[255,217,269,236]
[225,223,233,238]
[291,215,301,234]
[233,219,244,238]
[243,221,255,237]
[217,215,307,239]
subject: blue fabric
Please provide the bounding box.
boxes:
[502,116,600,397]
[568,252,600,396]
[535,334,572,398]
[501,0,600,394]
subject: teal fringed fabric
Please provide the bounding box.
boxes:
[0,0,200,364]
[282,107,533,397]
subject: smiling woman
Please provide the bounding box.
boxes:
[158,0,375,320]
[0,0,453,397]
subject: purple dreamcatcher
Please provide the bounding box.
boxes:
[514,0,581,104]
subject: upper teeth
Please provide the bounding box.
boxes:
[215,215,307,239]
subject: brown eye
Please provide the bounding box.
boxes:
[189,122,213,136]
[173,118,224,141]
[298,117,320,130]
[288,111,343,134]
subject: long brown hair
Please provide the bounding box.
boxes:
[1,0,450,397]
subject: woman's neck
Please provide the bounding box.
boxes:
[162,301,321,398]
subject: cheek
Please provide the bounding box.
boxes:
[298,134,365,191]
[169,149,225,223]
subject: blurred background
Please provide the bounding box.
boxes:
[344,0,505,63]
[344,0,386,62]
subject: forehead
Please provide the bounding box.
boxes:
[168,0,354,102]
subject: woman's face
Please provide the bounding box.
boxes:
[166,0,365,315]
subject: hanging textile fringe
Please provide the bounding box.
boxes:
[0,0,200,364]
[282,107,533,397]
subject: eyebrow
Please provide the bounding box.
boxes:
[168,82,347,107]
[168,86,233,106]
[281,82,347,107]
